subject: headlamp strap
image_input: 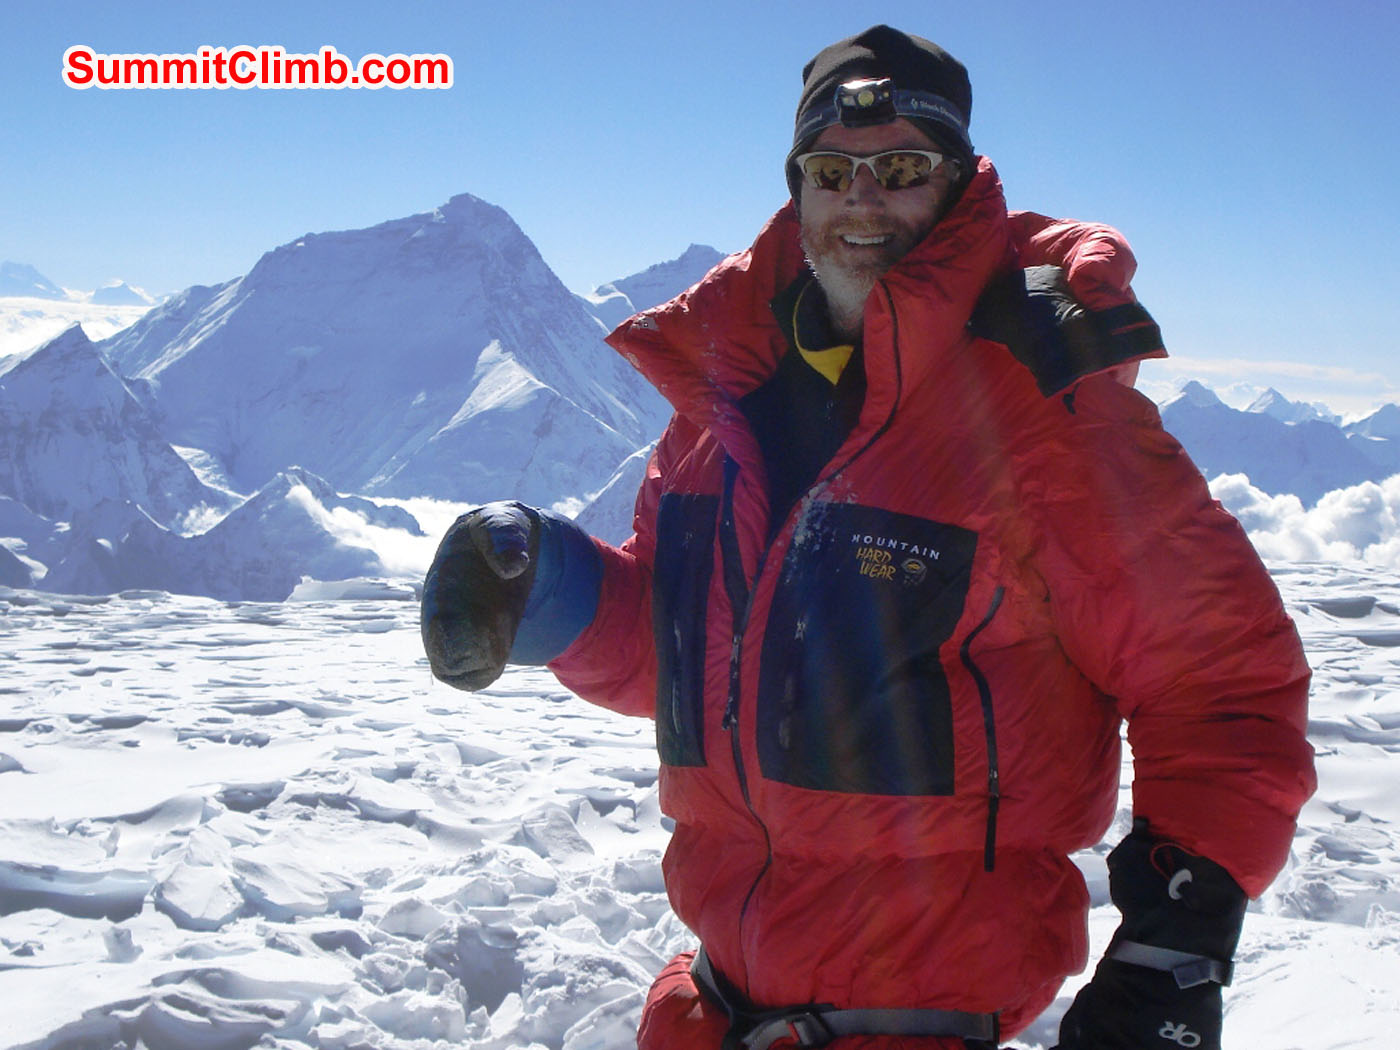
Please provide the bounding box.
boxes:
[792,79,972,158]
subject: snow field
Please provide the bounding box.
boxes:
[0,588,688,1049]
[1,559,1398,1049]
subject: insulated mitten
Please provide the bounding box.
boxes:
[1054,818,1247,1050]
[421,501,603,691]
[421,501,540,691]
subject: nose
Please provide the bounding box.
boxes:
[842,164,885,206]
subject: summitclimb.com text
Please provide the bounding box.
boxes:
[62,45,454,90]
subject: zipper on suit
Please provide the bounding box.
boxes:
[719,457,759,742]
[959,586,1006,872]
[717,455,774,995]
[713,282,904,990]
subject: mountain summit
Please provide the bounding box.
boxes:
[100,193,672,506]
[0,325,224,526]
[0,261,66,300]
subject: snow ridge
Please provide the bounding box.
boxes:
[0,326,227,528]
[577,243,725,332]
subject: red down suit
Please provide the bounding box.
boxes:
[549,159,1315,1041]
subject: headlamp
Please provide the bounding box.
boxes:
[835,78,897,127]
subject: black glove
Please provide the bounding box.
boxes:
[1054,818,1247,1050]
[421,502,540,691]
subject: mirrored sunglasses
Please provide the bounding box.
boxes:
[794,149,952,192]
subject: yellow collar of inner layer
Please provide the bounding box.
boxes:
[793,283,855,385]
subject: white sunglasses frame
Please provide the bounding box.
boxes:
[793,148,955,192]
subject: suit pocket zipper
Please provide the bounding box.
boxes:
[959,586,1005,872]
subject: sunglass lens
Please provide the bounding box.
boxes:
[873,152,933,189]
[803,155,854,191]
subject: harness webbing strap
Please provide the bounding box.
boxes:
[1109,940,1234,989]
[690,947,1000,1049]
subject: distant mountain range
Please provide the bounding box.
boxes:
[1,263,158,358]
[0,202,712,599]
[0,261,156,306]
[5,201,1400,602]
[1159,382,1400,505]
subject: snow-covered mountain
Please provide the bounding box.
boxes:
[1245,387,1340,426]
[0,261,65,300]
[0,326,229,528]
[100,194,672,508]
[43,468,417,601]
[1345,402,1400,442]
[89,279,156,306]
[0,196,730,599]
[574,440,656,544]
[43,193,1400,595]
[1161,382,1400,505]
[577,243,725,331]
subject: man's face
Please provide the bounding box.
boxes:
[798,118,956,315]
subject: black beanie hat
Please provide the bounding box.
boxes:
[786,25,974,202]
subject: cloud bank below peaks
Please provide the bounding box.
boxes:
[1211,472,1400,568]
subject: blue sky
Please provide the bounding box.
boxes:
[3,1,1397,408]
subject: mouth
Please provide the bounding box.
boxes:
[841,233,893,246]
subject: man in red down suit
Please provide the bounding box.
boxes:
[421,25,1315,1050]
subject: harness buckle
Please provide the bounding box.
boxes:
[786,1010,836,1047]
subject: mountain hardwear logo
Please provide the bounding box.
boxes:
[850,532,942,560]
[852,532,940,584]
[855,545,897,581]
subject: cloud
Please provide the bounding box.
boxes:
[1210,472,1400,568]
[286,489,474,580]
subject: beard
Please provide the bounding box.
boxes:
[800,215,930,340]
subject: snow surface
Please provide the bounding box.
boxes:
[1,561,1397,1050]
